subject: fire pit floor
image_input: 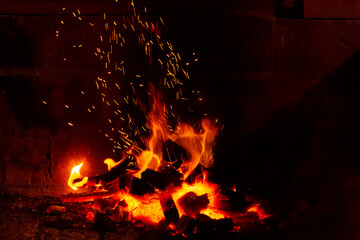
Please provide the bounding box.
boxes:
[0,194,276,240]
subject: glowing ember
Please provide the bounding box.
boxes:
[119,193,164,224]
[171,180,226,219]
[67,161,88,190]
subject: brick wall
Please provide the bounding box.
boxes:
[0,0,359,197]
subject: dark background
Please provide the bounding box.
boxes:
[0,0,360,239]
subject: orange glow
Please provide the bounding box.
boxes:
[67,161,88,190]
[247,203,270,220]
[171,179,226,219]
[117,192,164,224]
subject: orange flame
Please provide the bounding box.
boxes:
[104,158,123,171]
[171,118,218,179]
[133,90,168,178]
[133,91,218,179]
[67,161,88,190]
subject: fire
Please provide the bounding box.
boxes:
[119,193,164,224]
[104,158,122,171]
[60,0,272,234]
[171,118,218,179]
[132,91,218,180]
[67,161,88,190]
[247,203,270,220]
[171,180,226,220]
[64,93,270,227]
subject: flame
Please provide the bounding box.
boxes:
[171,118,218,179]
[133,90,218,179]
[67,161,88,190]
[133,89,168,178]
[104,158,122,171]
[171,179,226,220]
[247,203,270,220]
[120,193,164,224]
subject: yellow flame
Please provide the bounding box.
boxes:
[68,161,88,190]
[104,158,122,171]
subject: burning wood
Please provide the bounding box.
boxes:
[70,154,137,190]
[177,192,209,218]
[56,0,273,237]
[159,192,179,224]
[141,169,181,190]
[174,215,195,235]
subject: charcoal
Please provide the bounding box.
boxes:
[196,215,234,233]
[93,198,119,211]
[117,175,133,190]
[141,169,181,190]
[196,213,215,233]
[46,205,66,214]
[182,217,197,237]
[175,215,194,234]
[109,201,130,223]
[94,212,117,233]
[214,218,234,232]
[129,177,155,195]
[159,192,179,224]
[178,192,209,218]
[220,187,249,211]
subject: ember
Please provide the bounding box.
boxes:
[63,92,270,236]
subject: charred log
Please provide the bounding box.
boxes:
[219,188,250,212]
[159,192,179,224]
[129,177,156,195]
[141,169,181,190]
[182,217,197,237]
[62,191,121,203]
[94,212,117,233]
[214,218,234,232]
[92,198,119,211]
[175,215,195,234]
[196,213,215,233]
[177,192,209,218]
[72,155,137,188]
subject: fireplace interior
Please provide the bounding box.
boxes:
[1,0,360,239]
